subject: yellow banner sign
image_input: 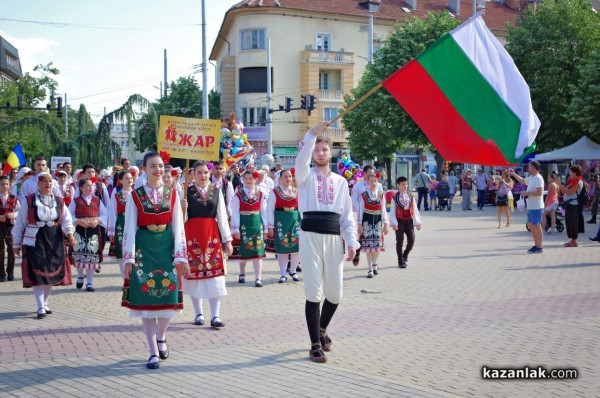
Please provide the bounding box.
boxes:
[157,116,220,160]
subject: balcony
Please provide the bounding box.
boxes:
[320,89,344,102]
[302,50,354,65]
[322,127,349,142]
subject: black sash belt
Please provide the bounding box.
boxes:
[301,211,340,235]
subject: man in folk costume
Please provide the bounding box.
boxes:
[68,178,108,292]
[389,176,422,268]
[230,170,268,287]
[181,161,233,328]
[0,175,20,282]
[266,168,301,283]
[295,121,359,363]
[121,151,188,370]
[12,173,77,318]
[357,173,389,278]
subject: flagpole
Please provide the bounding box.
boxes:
[329,82,383,125]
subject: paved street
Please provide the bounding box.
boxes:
[1,202,599,398]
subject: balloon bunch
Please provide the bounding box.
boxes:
[337,153,363,182]
[220,111,253,159]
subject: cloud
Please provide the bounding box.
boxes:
[0,30,58,72]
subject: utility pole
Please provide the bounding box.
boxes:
[164,49,168,98]
[267,38,272,155]
[201,0,209,119]
[368,13,374,64]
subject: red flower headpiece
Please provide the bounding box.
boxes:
[290,167,296,177]
[90,176,98,184]
[170,170,178,177]
[375,172,381,179]
[252,171,259,179]
[130,170,138,177]
[159,150,171,164]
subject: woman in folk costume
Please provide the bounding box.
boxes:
[107,170,134,278]
[180,161,233,328]
[357,173,389,278]
[56,170,73,206]
[121,151,188,370]
[68,178,108,292]
[12,173,77,319]
[231,170,268,287]
[266,168,301,283]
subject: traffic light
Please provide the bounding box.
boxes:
[308,95,316,112]
[300,95,307,110]
[57,97,63,117]
[285,97,293,113]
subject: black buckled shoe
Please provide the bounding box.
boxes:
[76,277,84,289]
[147,355,160,369]
[194,314,205,325]
[156,340,169,360]
[211,317,225,329]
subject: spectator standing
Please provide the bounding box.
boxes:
[473,169,490,210]
[510,161,545,253]
[556,165,584,247]
[414,169,430,211]
[587,173,600,224]
[542,173,559,234]
[447,170,459,205]
[495,170,513,228]
[461,170,474,210]
[428,175,438,210]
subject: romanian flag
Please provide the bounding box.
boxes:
[3,143,26,174]
[382,12,540,166]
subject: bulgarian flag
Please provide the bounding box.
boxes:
[382,12,540,166]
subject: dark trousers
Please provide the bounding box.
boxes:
[477,189,486,209]
[565,205,579,240]
[395,219,415,261]
[577,204,585,233]
[417,187,429,211]
[0,223,15,277]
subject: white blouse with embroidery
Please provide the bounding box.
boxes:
[230,186,268,234]
[68,194,108,229]
[107,189,132,235]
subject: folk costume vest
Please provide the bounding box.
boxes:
[394,192,414,221]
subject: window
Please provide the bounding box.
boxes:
[242,107,267,127]
[239,67,273,94]
[323,107,340,128]
[316,33,331,52]
[241,29,266,50]
[6,54,18,68]
[319,72,329,90]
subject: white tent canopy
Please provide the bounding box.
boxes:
[534,136,600,161]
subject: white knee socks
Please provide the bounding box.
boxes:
[33,286,45,311]
[209,297,220,319]
[192,297,203,316]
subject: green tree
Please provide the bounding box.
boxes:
[566,49,600,142]
[343,11,459,182]
[506,0,600,150]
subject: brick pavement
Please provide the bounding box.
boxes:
[0,203,599,397]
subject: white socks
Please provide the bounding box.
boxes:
[33,286,45,311]
[209,298,220,319]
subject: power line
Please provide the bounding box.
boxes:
[0,17,201,30]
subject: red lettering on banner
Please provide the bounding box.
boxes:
[179,134,193,146]
[206,136,215,147]
[193,136,205,147]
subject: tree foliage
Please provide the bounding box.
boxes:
[343,12,459,168]
[506,0,600,150]
[566,49,600,142]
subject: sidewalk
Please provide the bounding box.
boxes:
[1,204,598,397]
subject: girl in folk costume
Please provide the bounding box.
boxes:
[107,170,134,278]
[0,175,20,282]
[56,171,72,206]
[231,170,268,287]
[266,168,301,283]
[121,152,188,370]
[389,176,422,268]
[12,173,77,318]
[180,161,233,328]
[357,173,389,278]
[68,178,108,292]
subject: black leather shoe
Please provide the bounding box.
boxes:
[44,307,53,315]
[589,237,600,242]
[7,274,14,281]
[76,277,84,289]
[211,317,225,328]
[398,260,407,269]
[238,274,245,283]
[37,309,46,319]
[255,279,263,287]
[85,284,95,292]
[147,355,160,369]
[0,276,5,282]
[157,339,169,360]
[194,314,205,325]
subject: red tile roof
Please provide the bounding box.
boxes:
[229,0,520,33]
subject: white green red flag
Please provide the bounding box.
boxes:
[382,12,540,166]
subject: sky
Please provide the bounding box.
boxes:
[0,0,240,121]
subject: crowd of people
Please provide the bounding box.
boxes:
[1,133,599,367]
